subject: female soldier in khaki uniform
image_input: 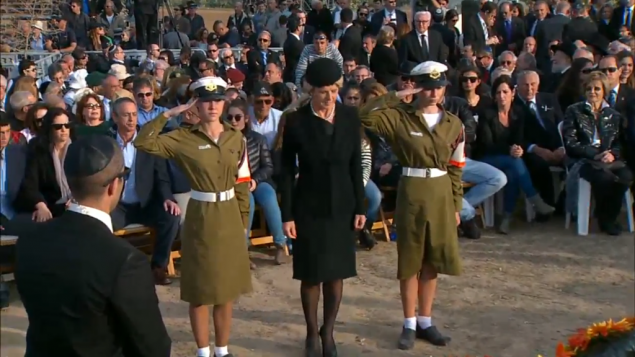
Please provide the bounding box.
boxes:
[358,62,466,350]
[134,77,251,357]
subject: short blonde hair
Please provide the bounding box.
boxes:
[361,82,388,102]
[377,26,395,46]
[582,71,610,97]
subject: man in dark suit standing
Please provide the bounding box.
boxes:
[562,2,598,44]
[109,98,181,286]
[370,0,407,35]
[295,9,315,44]
[526,0,552,39]
[609,0,635,41]
[247,31,282,77]
[338,9,364,64]
[133,0,159,49]
[535,1,570,68]
[514,70,565,215]
[283,15,306,83]
[15,135,171,357]
[495,2,526,55]
[399,11,447,64]
[463,2,499,53]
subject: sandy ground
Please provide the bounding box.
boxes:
[2,216,634,357]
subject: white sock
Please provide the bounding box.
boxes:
[197,346,211,357]
[417,315,432,329]
[403,317,417,330]
[214,346,229,357]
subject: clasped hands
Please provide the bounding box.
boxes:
[283,215,367,238]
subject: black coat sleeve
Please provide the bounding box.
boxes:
[252,135,274,184]
[280,115,298,223]
[152,157,174,203]
[111,250,171,357]
[17,145,46,211]
[562,106,599,160]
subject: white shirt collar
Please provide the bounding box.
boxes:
[561,66,570,74]
[117,131,137,145]
[585,100,610,110]
[67,203,113,233]
[612,84,620,94]
[291,32,300,40]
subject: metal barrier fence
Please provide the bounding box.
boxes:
[0,47,284,78]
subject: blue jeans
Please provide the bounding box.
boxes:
[480,155,538,214]
[365,180,382,222]
[460,158,507,220]
[246,182,286,246]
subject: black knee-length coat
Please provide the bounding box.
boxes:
[280,103,365,283]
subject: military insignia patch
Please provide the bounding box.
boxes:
[429,69,441,79]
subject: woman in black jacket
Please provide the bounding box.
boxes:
[475,75,555,233]
[17,107,74,221]
[369,26,399,87]
[226,99,287,266]
[562,71,633,235]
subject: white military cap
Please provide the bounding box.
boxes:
[410,61,449,88]
[190,76,228,101]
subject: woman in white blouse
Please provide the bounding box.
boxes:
[21,103,48,142]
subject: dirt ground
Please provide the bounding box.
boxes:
[2,216,634,357]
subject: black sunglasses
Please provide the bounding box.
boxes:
[581,68,595,74]
[136,92,153,98]
[600,67,618,73]
[102,167,131,187]
[52,123,71,130]
[461,76,478,83]
[226,114,244,122]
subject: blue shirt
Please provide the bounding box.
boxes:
[137,104,168,126]
[0,148,15,220]
[117,132,140,204]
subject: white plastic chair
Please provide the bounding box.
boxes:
[482,191,533,228]
[558,122,635,235]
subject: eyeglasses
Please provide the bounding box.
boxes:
[461,76,478,83]
[136,92,153,98]
[208,48,218,52]
[102,167,131,187]
[52,123,70,130]
[223,55,233,60]
[255,99,273,105]
[85,103,101,109]
[258,38,269,42]
[581,68,595,74]
[600,67,618,73]
[359,12,368,16]
[226,114,244,121]
[585,86,603,92]
[500,60,513,65]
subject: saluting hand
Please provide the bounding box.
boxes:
[396,88,422,99]
[283,221,297,239]
[165,98,198,118]
[164,200,181,216]
[354,215,366,230]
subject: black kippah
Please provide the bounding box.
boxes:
[305,58,342,88]
[64,135,119,178]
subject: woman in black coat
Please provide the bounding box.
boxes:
[17,107,74,221]
[280,58,365,356]
[369,26,399,87]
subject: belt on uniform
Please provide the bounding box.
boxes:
[190,188,235,202]
[402,167,447,178]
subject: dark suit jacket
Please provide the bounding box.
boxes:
[301,25,316,45]
[16,139,67,216]
[246,48,282,76]
[15,211,171,357]
[494,17,526,54]
[474,104,525,158]
[370,8,407,35]
[535,14,570,63]
[614,84,635,120]
[4,144,27,211]
[283,33,305,83]
[610,6,635,41]
[463,14,489,52]
[398,29,447,64]
[514,93,563,151]
[110,128,173,208]
[338,24,364,64]
[562,16,600,43]
[370,44,399,87]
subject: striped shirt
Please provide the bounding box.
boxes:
[361,139,372,187]
[294,43,344,87]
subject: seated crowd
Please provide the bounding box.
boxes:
[1,0,635,309]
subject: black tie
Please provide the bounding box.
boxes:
[420,34,429,60]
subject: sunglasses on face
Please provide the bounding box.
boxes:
[226,114,244,121]
[585,86,603,92]
[85,103,101,109]
[136,92,153,98]
[52,123,70,130]
[223,55,233,60]
[461,76,478,83]
[255,99,273,105]
[258,38,269,42]
[600,67,618,73]
[500,60,513,65]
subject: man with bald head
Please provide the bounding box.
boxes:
[535,1,570,69]
[513,70,565,219]
[398,11,446,64]
[15,135,171,356]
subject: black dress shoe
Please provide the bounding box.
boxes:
[416,325,451,346]
[459,218,481,239]
[397,327,416,350]
[305,336,321,357]
[319,326,337,357]
[358,223,377,250]
[600,221,622,236]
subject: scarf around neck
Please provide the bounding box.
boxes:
[52,140,72,204]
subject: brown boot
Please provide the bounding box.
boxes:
[274,245,288,265]
[152,267,172,286]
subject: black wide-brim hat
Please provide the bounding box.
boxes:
[305,57,342,88]
[399,61,418,77]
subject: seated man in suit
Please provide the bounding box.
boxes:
[0,115,30,234]
[514,70,565,217]
[15,135,171,356]
[109,97,181,285]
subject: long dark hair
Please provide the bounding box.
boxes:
[33,107,73,150]
[555,58,593,107]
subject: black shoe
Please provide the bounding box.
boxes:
[358,222,377,250]
[319,326,337,357]
[599,221,622,236]
[397,327,416,350]
[459,218,481,239]
[416,325,451,346]
[305,336,321,357]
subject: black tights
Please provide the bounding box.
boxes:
[300,280,343,348]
